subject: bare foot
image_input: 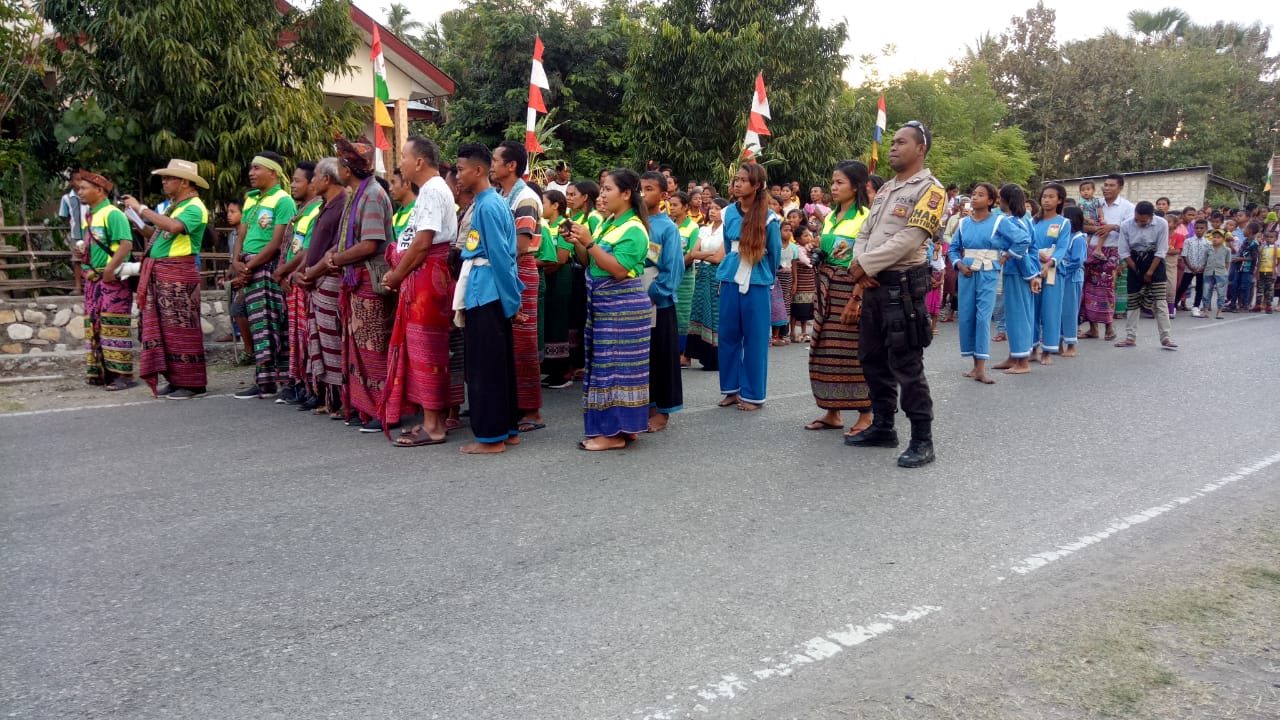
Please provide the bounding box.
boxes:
[646,415,669,433]
[622,432,639,441]
[992,358,1015,370]
[1061,348,1077,358]
[737,401,763,411]
[579,436,626,451]
[974,373,996,384]
[718,394,739,407]
[505,435,521,446]
[1004,364,1031,375]
[461,441,506,454]
[963,368,978,378]
[845,415,873,435]
[1040,355,1053,366]
[1028,350,1041,362]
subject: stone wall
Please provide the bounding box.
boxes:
[1118,169,1210,211]
[1,294,235,358]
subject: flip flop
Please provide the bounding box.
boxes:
[104,378,136,392]
[804,420,843,431]
[1104,332,1117,341]
[1114,339,1136,348]
[1161,340,1179,351]
[394,427,446,447]
[445,418,463,433]
[518,421,546,433]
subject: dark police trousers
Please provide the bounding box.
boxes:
[857,263,934,428]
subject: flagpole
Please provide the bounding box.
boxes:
[870,95,886,174]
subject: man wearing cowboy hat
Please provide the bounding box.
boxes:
[122,159,211,399]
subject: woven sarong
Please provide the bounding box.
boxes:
[542,264,573,367]
[381,244,453,424]
[341,265,393,421]
[791,262,816,322]
[1082,246,1120,323]
[138,257,205,394]
[777,267,794,319]
[584,275,650,437]
[308,275,343,386]
[83,274,134,383]
[287,285,311,385]
[809,264,870,411]
[514,254,542,411]
[675,261,696,337]
[685,261,720,369]
[243,254,287,387]
[769,278,788,326]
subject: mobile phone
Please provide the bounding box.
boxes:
[560,219,574,237]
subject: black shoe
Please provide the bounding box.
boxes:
[844,425,900,447]
[165,387,206,400]
[234,385,263,399]
[296,393,321,411]
[274,386,298,404]
[359,418,384,433]
[896,440,936,468]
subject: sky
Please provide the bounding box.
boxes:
[360,0,1276,85]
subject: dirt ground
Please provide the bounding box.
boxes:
[0,361,253,413]
[825,515,1280,720]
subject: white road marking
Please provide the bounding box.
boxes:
[632,605,941,719]
[0,393,232,418]
[1008,450,1280,575]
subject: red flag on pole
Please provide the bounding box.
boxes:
[526,36,550,153]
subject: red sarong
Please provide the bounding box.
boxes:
[380,244,454,427]
[341,265,393,421]
[137,257,206,394]
[514,253,541,411]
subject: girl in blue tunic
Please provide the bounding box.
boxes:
[947,182,1010,384]
[1055,207,1089,358]
[991,184,1041,375]
[1031,183,1070,364]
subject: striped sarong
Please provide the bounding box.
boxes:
[584,275,650,437]
[287,284,311,385]
[137,257,205,394]
[341,265,393,421]
[675,260,696,337]
[769,276,788,327]
[243,254,288,387]
[791,262,816,322]
[308,275,343,386]
[685,261,720,369]
[83,273,134,383]
[809,264,870,411]
[448,326,465,407]
[381,244,453,424]
[514,254,542,411]
[1114,263,1128,317]
[777,267,794,319]
[1082,246,1119,323]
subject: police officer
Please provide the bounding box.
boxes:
[845,122,945,468]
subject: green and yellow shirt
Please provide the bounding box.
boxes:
[147,196,209,259]
[819,203,869,268]
[392,203,413,240]
[83,200,133,269]
[284,198,324,263]
[240,186,296,256]
[589,210,648,279]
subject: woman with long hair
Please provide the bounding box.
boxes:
[685,200,726,370]
[991,183,1040,375]
[669,191,700,366]
[804,160,873,434]
[1031,183,1070,364]
[564,180,603,379]
[716,163,782,411]
[565,169,652,451]
[538,188,575,388]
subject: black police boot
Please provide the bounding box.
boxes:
[844,416,900,447]
[897,421,935,468]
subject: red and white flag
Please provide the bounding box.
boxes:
[742,72,771,161]
[526,36,550,154]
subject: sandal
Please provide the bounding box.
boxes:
[804,420,843,431]
[517,421,546,433]
[1104,332,1117,341]
[105,378,136,392]
[445,417,463,433]
[394,427,446,447]
[1081,331,1099,339]
[1113,339,1136,348]
[1161,339,1178,351]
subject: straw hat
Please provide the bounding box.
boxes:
[151,159,209,189]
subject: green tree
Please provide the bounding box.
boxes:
[1,0,60,224]
[623,0,855,187]
[39,0,365,202]
[1128,7,1190,44]
[384,3,424,45]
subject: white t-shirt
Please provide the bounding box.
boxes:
[398,175,457,251]
[545,180,570,195]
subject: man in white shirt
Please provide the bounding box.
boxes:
[545,160,571,195]
[380,135,460,446]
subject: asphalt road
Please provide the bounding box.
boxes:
[3,312,1278,719]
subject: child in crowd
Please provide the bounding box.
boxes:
[926,236,945,335]
[1201,229,1232,319]
[789,225,816,342]
[1230,222,1261,312]
[1182,219,1210,316]
[1257,229,1276,313]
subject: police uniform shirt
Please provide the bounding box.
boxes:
[852,167,946,277]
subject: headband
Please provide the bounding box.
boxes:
[251,155,285,181]
[334,136,374,177]
[79,171,113,193]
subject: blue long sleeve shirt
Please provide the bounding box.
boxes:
[948,214,1011,269]
[463,188,524,317]
[1053,230,1089,282]
[716,202,783,286]
[646,212,685,308]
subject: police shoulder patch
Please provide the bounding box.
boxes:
[907,186,945,236]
